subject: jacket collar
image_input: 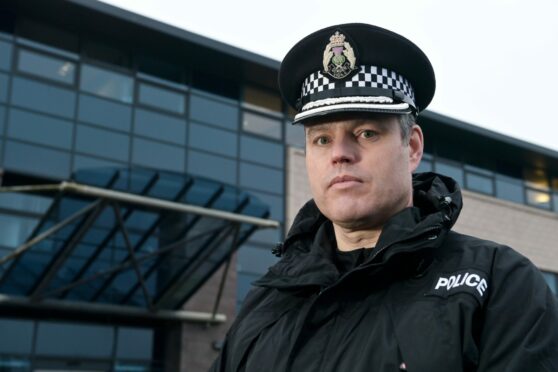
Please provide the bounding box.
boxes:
[255,172,462,290]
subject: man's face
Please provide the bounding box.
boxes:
[304,114,423,231]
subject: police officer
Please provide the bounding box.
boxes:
[210,23,558,371]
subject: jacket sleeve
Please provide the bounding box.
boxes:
[477,246,558,371]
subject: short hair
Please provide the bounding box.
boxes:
[398,113,416,144]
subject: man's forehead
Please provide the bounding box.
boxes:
[303,113,398,132]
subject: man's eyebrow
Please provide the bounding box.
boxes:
[305,124,332,137]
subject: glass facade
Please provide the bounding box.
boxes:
[0,27,286,370]
[0,318,160,371]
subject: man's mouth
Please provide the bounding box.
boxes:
[329,175,364,188]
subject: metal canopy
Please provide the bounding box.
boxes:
[0,167,277,317]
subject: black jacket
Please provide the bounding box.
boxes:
[211,173,558,372]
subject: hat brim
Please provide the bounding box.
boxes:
[293,102,412,124]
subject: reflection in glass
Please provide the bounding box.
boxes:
[242,112,281,139]
[138,83,185,114]
[17,49,75,84]
[80,64,134,103]
[524,168,549,190]
[526,188,551,209]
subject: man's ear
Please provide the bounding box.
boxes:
[408,124,424,173]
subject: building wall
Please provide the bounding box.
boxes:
[286,146,558,273]
[181,254,237,372]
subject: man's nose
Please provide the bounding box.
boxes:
[331,135,357,164]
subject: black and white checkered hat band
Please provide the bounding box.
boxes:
[301,65,415,107]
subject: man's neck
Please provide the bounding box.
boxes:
[332,224,382,252]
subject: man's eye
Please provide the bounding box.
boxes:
[316,136,330,145]
[360,130,377,139]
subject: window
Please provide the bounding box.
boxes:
[0,213,39,249]
[8,108,73,150]
[435,159,464,186]
[526,188,551,210]
[0,40,12,71]
[0,193,51,214]
[495,175,524,204]
[17,49,75,84]
[0,73,7,102]
[465,166,494,195]
[4,140,70,178]
[248,224,282,245]
[0,319,34,354]
[0,104,5,134]
[542,271,557,294]
[244,86,282,113]
[76,124,130,162]
[187,150,237,184]
[132,137,185,172]
[138,83,185,114]
[248,190,284,221]
[237,271,261,304]
[36,321,114,358]
[80,64,134,103]
[189,94,238,130]
[240,135,284,168]
[286,122,305,148]
[524,168,549,190]
[11,77,76,118]
[242,112,282,139]
[78,94,132,132]
[189,123,237,157]
[116,328,153,360]
[240,162,284,194]
[134,108,186,145]
[415,158,433,173]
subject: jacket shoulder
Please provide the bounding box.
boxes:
[441,230,531,267]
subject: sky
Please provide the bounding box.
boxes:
[101,0,558,152]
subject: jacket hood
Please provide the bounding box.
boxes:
[255,172,462,289]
